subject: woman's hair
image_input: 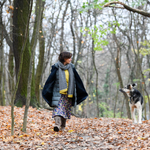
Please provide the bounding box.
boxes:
[59,51,72,63]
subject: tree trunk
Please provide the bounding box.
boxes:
[35,0,45,104]
[92,41,99,117]
[60,1,69,53]
[3,64,6,106]
[69,0,76,64]
[113,34,131,119]
[11,0,33,136]
[120,98,124,118]
[114,85,119,118]
[92,10,99,117]
[30,0,42,107]
[0,4,3,105]
[8,49,14,96]
[23,0,42,132]
[13,0,32,106]
[8,9,14,103]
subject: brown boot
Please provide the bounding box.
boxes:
[60,117,66,131]
[54,116,62,132]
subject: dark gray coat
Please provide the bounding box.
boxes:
[42,63,88,107]
[51,63,77,107]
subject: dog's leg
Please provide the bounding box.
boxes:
[133,108,137,123]
[130,104,133,122]
[136,102,142,123]
[138,108,142,123]
[130,104,137,123]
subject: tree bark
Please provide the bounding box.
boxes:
[74,14,83,68]
[114,85,119,118]
[113,34,131,119]
[60,1,69,53]
[23,0,42,132]
[13,0,32,106]
[0,2,4,105]
[11,0,33,136]
[92,10,99,117]
[35,0,45,104]
[92,43,99,117]
[69,0,76,64]
[30,0,41,107]
[8,0,14,102]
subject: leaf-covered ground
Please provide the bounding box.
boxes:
[0,106,150,149]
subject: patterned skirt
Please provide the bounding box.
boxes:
[52,94,72,119]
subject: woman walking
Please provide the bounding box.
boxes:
[42,52,88,132]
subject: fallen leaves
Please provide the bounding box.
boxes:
[0,106,150,149]
[68,129,74,133]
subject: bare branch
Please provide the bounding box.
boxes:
[2,23,13,51]
[105,6,124,9]
[104,1,150,17]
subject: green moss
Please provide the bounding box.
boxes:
[13,0,31,105]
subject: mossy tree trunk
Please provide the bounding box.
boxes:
[13,0,32,107]
[23,0,43,132]
[8,0,14,103]
[8,49,14,99]
[11,0,32,135]
[35,0,45,104]
[30,0,40,107]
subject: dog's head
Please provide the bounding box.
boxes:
[119,83,137,97]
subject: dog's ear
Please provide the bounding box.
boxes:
[132,83,137,87]
[127,84,131,89]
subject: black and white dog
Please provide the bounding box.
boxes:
[119,83,143,123]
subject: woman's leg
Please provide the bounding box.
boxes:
[54,115,62,132]
[61,117,66,130]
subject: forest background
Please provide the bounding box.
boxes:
[1,0,150,133]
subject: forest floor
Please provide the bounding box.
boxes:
[0,106,150,150]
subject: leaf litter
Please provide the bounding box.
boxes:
[0,106,150,149]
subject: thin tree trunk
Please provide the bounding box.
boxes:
[92,10,99,117]
[113,34,131,119]
[11,24,30,135]
[30,0,41,106]
[3,64,5,106]
[92,41,99,117]
[8,50,14,96]
[35,0,45,104]
[69,0,76,64]
[74,14,83,68]
[69,1,77,114]
[120,98,124,118]
[0,3,4,105]
[23,0,42,132]
[0,60,3,105]
[86,48,90,118]
[114,86,119,118]
[11,0,33,136]
[60,1,69,53]
[8,3,14,104]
